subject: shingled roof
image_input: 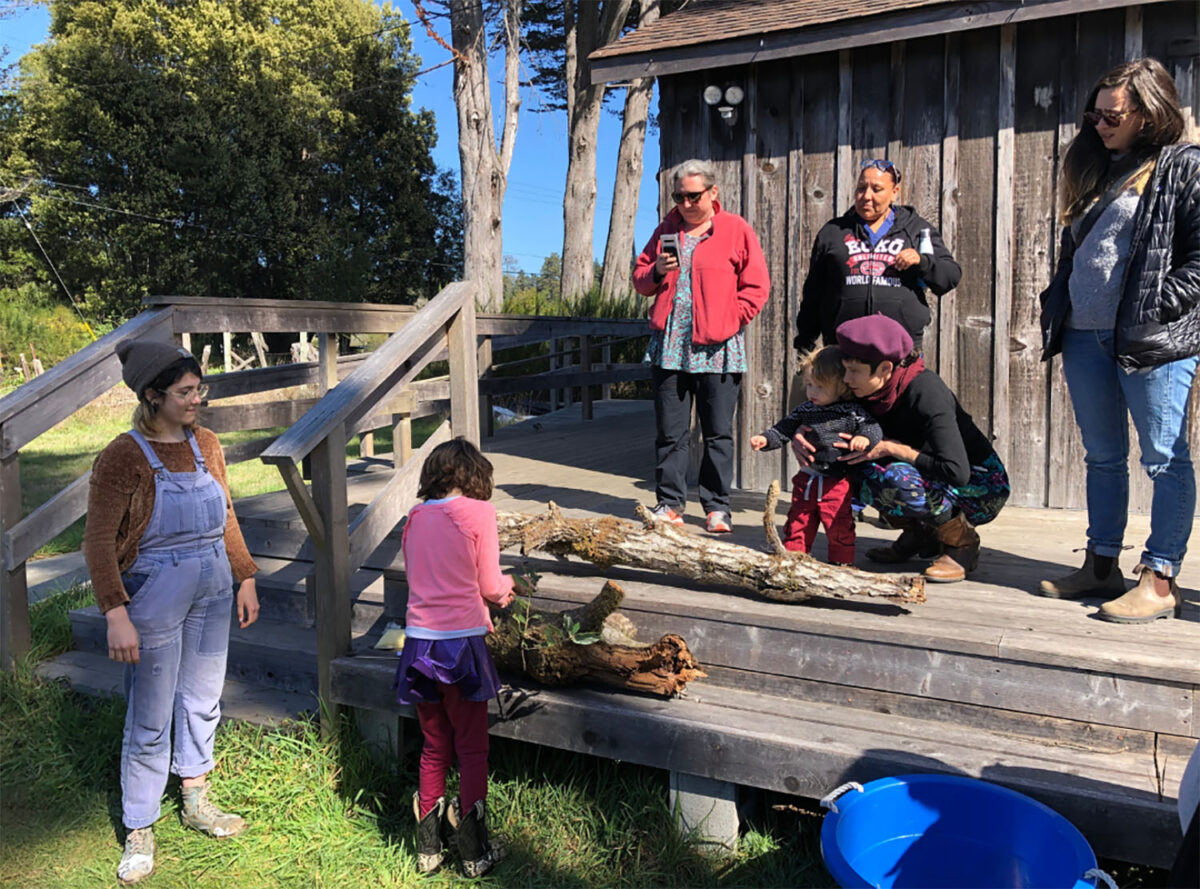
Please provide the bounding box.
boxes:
[589,0,1141,82]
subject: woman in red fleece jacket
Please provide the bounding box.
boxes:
[633,158,770,534]
[396,437,519,878]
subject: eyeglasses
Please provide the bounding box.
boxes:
[1083,107,1138,128]
[166,384,209,402]
[671,188,709,204]
[860,158,901,183]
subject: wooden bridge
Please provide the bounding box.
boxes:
[2,288,1196,868]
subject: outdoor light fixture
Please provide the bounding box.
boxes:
[703,82,745,127]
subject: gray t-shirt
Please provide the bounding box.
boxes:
[1067,187,1140,330]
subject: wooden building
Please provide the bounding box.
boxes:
[592,0,1200,510]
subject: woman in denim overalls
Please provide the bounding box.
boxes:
[83,341,259,885]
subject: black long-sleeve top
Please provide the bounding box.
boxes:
[877,371,994,486]
[759,400,883,477]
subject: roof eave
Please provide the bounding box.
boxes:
[590,0,1150,84]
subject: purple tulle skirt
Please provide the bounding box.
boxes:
[393,634,503,704]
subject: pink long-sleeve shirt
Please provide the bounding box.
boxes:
[401,496,513,638]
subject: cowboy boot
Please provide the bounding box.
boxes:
[923,513,980,583]
[866,518,939,563]
[1098,565,1181,623]
[1038,549,1126,599]
[448,798,508,878]
[413,793,447,874]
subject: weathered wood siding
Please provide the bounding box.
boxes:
[655,2,1200,510]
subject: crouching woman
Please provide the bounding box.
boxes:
[82,341,260,885]
[830,315,1010,582]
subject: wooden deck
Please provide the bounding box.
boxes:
[64,399,1199,867]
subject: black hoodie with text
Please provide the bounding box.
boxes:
[795,204,961,352]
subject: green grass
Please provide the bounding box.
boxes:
[1,588,833,888]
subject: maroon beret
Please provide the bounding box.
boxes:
[835,315,913,364]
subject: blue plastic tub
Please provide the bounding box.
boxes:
[819,775,1112,889]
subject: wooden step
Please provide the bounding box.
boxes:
[38,649,316,724]
[68,607,383,694]
[252,555,387,633]
[329,651,1184,869]
[375,558,1197,739]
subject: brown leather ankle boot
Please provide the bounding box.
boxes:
[923,513,980,583]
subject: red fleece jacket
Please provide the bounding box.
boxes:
[633,202,770,345]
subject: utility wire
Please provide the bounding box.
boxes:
[2,181,97,340]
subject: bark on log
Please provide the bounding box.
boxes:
[495,494,925,606]
[487,580,705,697]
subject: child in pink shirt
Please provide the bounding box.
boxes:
[395,438,518,877]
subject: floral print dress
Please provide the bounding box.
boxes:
[644,232,747,373]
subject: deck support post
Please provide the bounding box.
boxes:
[311,423,351,739]
[669,771,739,853]
[353,707,405,761]
[0,449,31,669]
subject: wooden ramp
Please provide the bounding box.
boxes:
[65,400,1199,867]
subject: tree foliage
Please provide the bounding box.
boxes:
[0,0,461,323]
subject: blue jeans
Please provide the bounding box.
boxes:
[120,548,233,828]
[1060,328,1197,576]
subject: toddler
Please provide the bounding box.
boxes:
[750,346,882,564]
[394,437,517,877]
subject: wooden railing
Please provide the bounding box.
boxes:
[0,291,649,673]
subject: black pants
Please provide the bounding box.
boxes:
[652,368,741,514]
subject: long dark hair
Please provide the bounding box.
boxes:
[1060,57,1184,223]
[132,356,203,435]
[416,437,494,501]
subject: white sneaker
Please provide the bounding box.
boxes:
[117,827,155,885]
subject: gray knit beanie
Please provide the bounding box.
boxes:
[116,340,195,397]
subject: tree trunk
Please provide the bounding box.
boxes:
[449,0,522,310]
[560,0,633,300]
[599,0,659,303]
[496,490,926,606]
[488,579,706,697]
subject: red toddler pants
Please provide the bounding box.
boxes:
[782,471,856,564]
[416,682,489,817]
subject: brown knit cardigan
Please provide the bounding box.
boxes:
[82,426,258,614]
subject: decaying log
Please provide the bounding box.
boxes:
[487,580,706,698]
[495,490,925,605]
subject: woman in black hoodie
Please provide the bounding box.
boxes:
[795,159,960,354]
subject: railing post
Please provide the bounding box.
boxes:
[0,448,31,669]
[311,423,351,738]
[447,299,479,445]
[317,334,338,394]
[602,339,612,401]
[580,334,593,420]
[549,338,560,411]
[478,335,494,438]
[223,331,234,374]
[392,414,412,468]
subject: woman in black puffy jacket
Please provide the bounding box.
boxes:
[795,158,961,354]
[1038,58,1200,623]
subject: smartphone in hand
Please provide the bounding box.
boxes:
[659,233,680,259]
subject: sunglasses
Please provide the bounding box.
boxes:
[671,188,709,204]
[1083,108,1138,128]
[860,158,901,183]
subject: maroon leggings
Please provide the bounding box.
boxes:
[415,682,489,818]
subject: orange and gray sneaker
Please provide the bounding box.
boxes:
[706,511,733,533]
[649,503,685,525]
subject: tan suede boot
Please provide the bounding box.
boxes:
[1039,549,1126,599]
[923,514,980,583]
[1098,565,1181,623]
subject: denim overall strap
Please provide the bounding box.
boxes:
[126,428,166,473]
[126,429,227,556]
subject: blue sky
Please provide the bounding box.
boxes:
[1,2,663,278]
